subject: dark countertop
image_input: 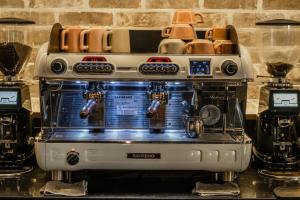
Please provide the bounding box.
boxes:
[0,166,299,199]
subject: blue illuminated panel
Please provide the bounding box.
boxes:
[189,59,211,76]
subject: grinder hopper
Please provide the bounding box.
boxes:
[256,19,300,78]
[0,18,35,77]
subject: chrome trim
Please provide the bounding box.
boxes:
[259,169,300,180]
[0,166,33,178]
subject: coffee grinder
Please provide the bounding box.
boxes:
[253,19,300,178]
[0,18,35,175]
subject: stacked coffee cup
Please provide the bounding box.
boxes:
[159,10,215,55]
[205,27,233,54]
[60,26,131,53]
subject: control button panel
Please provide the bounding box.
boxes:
[73,62,114,74]
[139,63,179,75]
[51,59,67,74]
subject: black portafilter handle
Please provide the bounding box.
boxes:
[146,99,161,118]
[80,99,97,119]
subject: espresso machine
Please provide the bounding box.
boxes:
[0,18,35,175]
[34,23,253,182]
[253,19,300,178]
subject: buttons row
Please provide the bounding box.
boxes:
[73,62,114,74]
[139,63,179,75]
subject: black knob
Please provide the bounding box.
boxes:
[221,60,238,76]
[66,151,79,165]
[51,59,67,74]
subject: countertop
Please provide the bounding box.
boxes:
[0,166,298,199]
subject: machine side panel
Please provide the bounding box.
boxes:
[34,141,47,170]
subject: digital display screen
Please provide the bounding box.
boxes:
[273,93,298,107]
[189,60,211,76]
[0,91,18,105]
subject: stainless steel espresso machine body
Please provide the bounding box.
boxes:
[34,24,253,180]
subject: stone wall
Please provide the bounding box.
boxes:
[0,0,300,101]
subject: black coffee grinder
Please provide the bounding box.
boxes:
[253,19,300,178]
[0,18,35,175]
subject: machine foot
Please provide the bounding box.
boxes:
[64,171,72,183]
[51,171,72,182]
[223,171,237,182]
[212,172,223,183]
[51,170,63,181]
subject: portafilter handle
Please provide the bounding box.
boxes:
[80,99,97,119]
[185,118,204,138]
[146,99,161,118]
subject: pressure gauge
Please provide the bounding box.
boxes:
[199,104,221,126]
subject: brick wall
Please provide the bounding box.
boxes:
[1,0,300,100]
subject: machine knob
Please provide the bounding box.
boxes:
[51,59,67,74]
[66,151,79,165]
[221,60,238,76]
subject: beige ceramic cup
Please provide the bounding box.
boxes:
[162,24,197,40]
[172,9,204,24]
[213,40,233,54]
[184,39,215,54]
[158,38,186,54]
[105,28,131,53]
[79,28,112,53]
[60,26,83,53]
[205,28,228,41]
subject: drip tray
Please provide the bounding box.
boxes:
[259,169,300,180]
[47,129,243,144]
